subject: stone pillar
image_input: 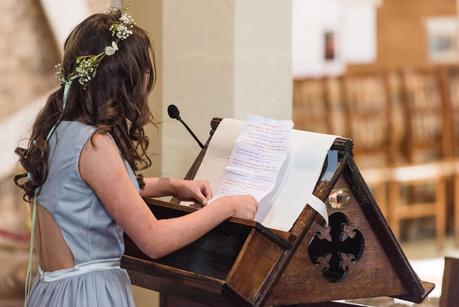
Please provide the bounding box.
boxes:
[160,0,235,178]
[159,0,292,178]
[233,0,292,119]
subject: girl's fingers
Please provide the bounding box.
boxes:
[197,193,208,206]
[202,182,213,199]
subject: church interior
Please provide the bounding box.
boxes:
[2,0,459,306]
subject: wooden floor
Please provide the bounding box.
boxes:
[402,237,459,298]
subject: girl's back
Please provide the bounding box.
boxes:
[28,120,137,306]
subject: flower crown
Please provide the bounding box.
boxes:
[55,7,135,87]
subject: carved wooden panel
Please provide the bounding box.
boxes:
[266,176,406,305]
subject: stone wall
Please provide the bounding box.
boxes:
[0,0,59,120]
[0,0,110,121]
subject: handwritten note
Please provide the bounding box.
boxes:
[215,114,293,202]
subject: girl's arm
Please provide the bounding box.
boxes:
[139,177,213,205]
[79,133,258,259]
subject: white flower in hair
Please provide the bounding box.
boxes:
[54,7,135,88]
[105,41,119,56]
[120,13,134,25]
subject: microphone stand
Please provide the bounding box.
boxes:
[177,117,204,149]
[168,104,205,149]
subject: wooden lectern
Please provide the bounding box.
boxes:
[122,118,434,306]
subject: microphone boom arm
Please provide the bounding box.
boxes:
[167,104,205,149]
[178,118,204,149]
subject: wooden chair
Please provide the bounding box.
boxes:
[292,77,348,136]
[340,73,393,217]
[293,78,333,133]
[438,65,459,246]
[388,68,452,248]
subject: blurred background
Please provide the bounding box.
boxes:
[2,0,459,306]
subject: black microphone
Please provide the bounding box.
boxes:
[167,104,204,149]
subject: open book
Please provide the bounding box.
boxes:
[192,115,337,231]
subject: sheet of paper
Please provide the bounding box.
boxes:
[216,114,293,202]
[258,130,336,230]
[192,117,337,231]
[193,119,245,194]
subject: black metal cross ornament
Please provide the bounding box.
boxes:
[308,212,365,283]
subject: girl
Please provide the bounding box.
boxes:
[15,8,258,307]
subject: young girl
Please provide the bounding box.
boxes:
[15,8,258,307]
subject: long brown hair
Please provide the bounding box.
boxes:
[15,11,156,201]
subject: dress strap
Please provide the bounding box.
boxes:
[38,258,121,282]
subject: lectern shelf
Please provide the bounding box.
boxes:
[122,118,434,307]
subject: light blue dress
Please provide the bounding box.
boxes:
[27,121,138,307]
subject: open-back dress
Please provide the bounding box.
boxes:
[26,120,138,306]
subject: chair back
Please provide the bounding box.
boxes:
[341,73,393,167]
[439,65,459,158]
[293,77,332,133]
[400,69,449,163]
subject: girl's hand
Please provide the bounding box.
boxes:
[214,195,259,220]
[173,179,213,206]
